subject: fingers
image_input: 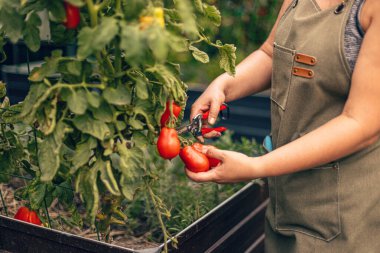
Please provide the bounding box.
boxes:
[203,130,222,139]
[203,146,224,160]
[190,103,209,122]
[185,168,216,182]
[207,100,221,125]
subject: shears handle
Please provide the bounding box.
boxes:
[201,104,229,120]
[201,127,227,136]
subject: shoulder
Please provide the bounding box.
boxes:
[359,0,380,32]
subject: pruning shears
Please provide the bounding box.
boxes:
[177,103,229,137]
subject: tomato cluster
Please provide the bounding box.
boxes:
[157,103,221,173]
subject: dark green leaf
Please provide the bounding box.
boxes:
[77,17,119,59]
[203,4,221,27]
[76,167,99,224]
[96,159,120,196]
[67,89,88,115]
[189,45,209,63]
[29,50,62,82]
[103,85,131,106]
[23,12,41,52]
[91,101,113,123]
[39,122,69,182]
[86,91,101,108]
[73,114,111,140]
[0,5,24,43]
[217,41,236,76]
[70,136,97,173]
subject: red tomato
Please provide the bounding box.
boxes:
[157,127,181,159]
[63,2,80,29]
[192,143,221,168]
[160,101,181,127]
[180,145,210,173]
[14,206,42,226]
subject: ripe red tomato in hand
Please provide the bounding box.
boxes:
[180,145,210,173]
[14,206,42,226]
[63,2,80,29]
[160,101,181,127]
[192,143,221,168]
[157,127,181,159]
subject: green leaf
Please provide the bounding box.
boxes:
[145,27,168,62]
[133,99,156,131]
[217,41,237,76]
[39,122,69,182]
[0,5,24,43]
[77,17,119,59]
[73,114,111,140]
[117,142,144,200]
[119,22,143,62]
[20,82,48,123]
[103,85,131,106]
[132,131,148,148]
[91,101,113,123]
[97,159,120,196]
[86,91,101,108]
[29,182,47,210]
[29,50,62,82]
[23,12,41,52]
[77,167,99,224]
[45,0,66,22]
[67,89,88,115]
[174,0,198,37]
[135,78,149,100]
[39,94,58,135]
[189,45,209,63]
[70,136,97,174]
[194,0,204,13]
[203,4,221,27]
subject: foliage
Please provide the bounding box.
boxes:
[0,0,238,251]
[182,0,281,84]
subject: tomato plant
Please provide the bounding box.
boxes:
[0,0,236,251]
[14,206,42,226]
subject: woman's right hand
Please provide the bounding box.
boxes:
[190,79,227,140]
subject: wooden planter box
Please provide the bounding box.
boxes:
[0,183,268,253]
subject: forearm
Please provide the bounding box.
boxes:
[253,114,379,177]
[211,48,272,102]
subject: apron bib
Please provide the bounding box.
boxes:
[265,0,380,252]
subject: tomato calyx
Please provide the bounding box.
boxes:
[14,206,42,226]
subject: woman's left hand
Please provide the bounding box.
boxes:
[185,146,261,183]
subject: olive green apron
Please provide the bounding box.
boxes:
[265,0,380,252]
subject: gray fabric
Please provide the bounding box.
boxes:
[344,0,365,71]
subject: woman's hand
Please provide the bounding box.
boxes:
[190,79,227,140]
[185,145,262,183]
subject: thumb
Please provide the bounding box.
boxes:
[203,146,224,160]
[207,101,221,125]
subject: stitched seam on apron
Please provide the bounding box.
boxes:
[278,0,298,26]
[310,0,322,12]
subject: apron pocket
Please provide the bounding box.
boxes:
[271,43,296,111]
[275,163,341,241]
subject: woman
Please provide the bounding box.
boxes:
[187,0,380,252]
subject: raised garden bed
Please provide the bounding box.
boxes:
[0,182,268,253]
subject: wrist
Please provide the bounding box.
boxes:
[248,155,271,178]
